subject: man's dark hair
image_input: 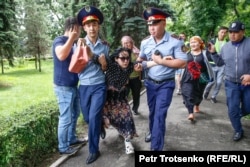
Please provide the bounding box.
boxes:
[64,16,78,32]
[218,26,228,31]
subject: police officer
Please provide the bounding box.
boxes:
[77,6,109,164]
[136,7,187,151]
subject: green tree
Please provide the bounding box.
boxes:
[167,0,250,42]
[0,0,17,74]
[22,0,51,72]
[98,0,175,50]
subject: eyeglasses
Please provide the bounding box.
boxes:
[118,57,130,61]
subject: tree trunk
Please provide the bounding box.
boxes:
[35,55,38,70]
[0,49,4,74]
[38,53,41,72]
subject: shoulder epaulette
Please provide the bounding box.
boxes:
[101,40,110,46]
[141,35,150,41]
[171,34,180,40]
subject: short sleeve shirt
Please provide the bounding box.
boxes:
[139,32,187,81]
[78,36,110,85]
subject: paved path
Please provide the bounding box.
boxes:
[52,87,250,167]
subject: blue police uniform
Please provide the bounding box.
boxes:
[77,6,109,163]
[140,7,187,151]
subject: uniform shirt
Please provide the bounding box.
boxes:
[52,36,79,87]
[78,36,109,85]
[139,32,187,81]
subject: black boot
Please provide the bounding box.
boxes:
[100,125,106,139]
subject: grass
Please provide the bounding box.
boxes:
[0,59,55,117]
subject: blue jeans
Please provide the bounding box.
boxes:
[224,80,250,133]
[54,85,80,152]
[79,83,107,154]
[205,65,224,98]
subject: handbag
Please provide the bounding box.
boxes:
[69,40,91,73]
[199,72,210,84]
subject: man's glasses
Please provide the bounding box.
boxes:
[118,57,130,61]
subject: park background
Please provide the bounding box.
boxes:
[1,0,250,166]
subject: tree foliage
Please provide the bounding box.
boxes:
[0,0,17,73]
[21,0,51,72]
[1,0,250,73]
[167,0,250,42]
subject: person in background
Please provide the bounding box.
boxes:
[180,36,214,121]
[203,26,228,103]
[121,35,142,115]
[175,33,188,95]
[77,6,109,164]
[208,21,250,141]
[52,16,86,155]
[135,7,187,151]
[103,47,138,155]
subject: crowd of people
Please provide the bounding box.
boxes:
[52,5,250,165]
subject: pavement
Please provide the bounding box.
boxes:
[50,86,250,167]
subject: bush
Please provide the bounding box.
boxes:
[0,100,59,167]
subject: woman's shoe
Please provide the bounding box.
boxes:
[124,139,134,154]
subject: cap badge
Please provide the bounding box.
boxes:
[85,6,91,12]
[146,8,152,14]
[231,23,236,28]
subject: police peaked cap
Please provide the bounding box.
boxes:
[77,6,104,26]
[143,7,170,25]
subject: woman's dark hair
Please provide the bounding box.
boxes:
[110,47,132,61]
[64,16,78,32]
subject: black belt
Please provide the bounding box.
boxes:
[148,77,174,84]
[226,79,241,85]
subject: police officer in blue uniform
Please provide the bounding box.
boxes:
[136,7,187,151]
[77,6,109,164]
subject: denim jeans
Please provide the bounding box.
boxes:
[54,85,80,152]
[225,80,250,133]
[204,65,224,98]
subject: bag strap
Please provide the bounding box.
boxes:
[202,50,214,81]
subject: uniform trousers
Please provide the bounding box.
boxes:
[79,83,107,154]
[144,79,175,151]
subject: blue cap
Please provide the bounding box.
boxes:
[143,7,170,25]
[229,21,245,32]
[77,6,104,26]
